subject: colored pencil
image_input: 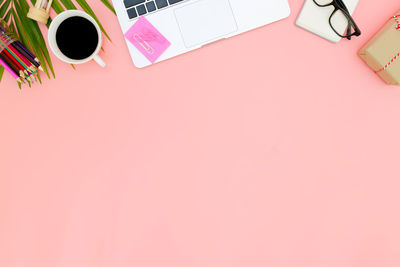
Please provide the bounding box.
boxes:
[11,46,38,74]
[0,56,19,79]
[11,42,43,71]
[7,43,38,75]
[0,26,41,70]
[0,51,19,71]
[11,42,40,69]
[0,38,30,73]
[0,46,29,77]
[0,21,40,83]
[1,50,31,80]
[8,43,32,68]
[0,53,23,81]
[1,49,29,76]
[15,40,41,64]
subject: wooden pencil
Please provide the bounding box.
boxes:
[11,42,43,71]
[8,43,35,71]
[1,51,31,81]
[0,56,19,79]
[14,41,41,64]
[0,53,21,79]
[2,49,29,76]
[0,21,41,80]
[10,42,40,67]
[0,38,30,73]
[0,33,41,71]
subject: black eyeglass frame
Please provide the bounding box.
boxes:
[312,0,361,40]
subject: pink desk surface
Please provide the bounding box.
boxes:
[1,1,400,266]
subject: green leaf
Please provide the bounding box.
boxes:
[15,0,55,78]
[59,0,77,11]
[51,0,66,14]
[46,17,52,28]
[12,5,50,78]
[3,7,11,22]
[0,0,12,18]
[75,0,111,41]
[100,0,116,15]
[37,72,42,84]
[7,16,16,32]
[0,66,4,81]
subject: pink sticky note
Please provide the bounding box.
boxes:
[124,17,171,63]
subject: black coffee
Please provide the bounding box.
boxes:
[56,16,99,60]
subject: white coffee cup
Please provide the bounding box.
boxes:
[48,10,106,67]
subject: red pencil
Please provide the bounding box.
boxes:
[1,49,28,76]
[0,53,19,78]
[8,44,37,72]
[1,51,28,78]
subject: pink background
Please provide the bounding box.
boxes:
[1,0,400,266]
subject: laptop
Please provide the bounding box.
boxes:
[111,0,291,68]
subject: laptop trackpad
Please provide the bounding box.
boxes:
[174,0,238,48]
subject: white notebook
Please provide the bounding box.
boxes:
[296,0,359,43]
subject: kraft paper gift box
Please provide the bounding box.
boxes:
[358,11,400,85]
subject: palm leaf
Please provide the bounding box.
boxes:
[3,6,11,22]
[0,65,4,81]
[12,3,50,79]
[75,0,111,41]
[0,0,11,17]
[51,0,67,14]
[101,0,116,15]
[58,0,77,11]
[0,0,115,86]
[18,0,55,76]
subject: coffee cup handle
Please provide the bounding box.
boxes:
[93,54,106,67]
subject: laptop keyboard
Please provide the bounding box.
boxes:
[124,0,187,19]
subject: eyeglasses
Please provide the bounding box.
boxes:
[312,0,361,40]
